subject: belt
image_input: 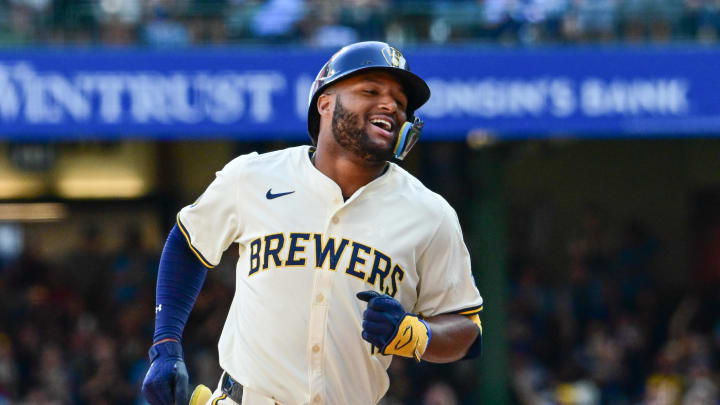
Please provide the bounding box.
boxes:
[221,372,244,403]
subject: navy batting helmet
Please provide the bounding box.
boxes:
[307,41,431,160]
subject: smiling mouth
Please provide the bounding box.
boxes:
[369,118,393,132]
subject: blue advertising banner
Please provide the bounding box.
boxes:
[0,46,719,140]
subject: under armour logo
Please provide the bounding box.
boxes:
[155,304,162,314]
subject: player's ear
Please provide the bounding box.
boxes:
[317,93,334,117]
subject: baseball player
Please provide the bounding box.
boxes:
[141,41,484,405]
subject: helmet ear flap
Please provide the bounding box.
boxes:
[393,116,423,161]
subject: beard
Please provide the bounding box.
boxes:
[331,95,395,163]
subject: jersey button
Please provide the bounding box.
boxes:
[314,394,322,403]
[331,216,339,224]
[312,344,320,353]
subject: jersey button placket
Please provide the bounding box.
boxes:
[308,204,337,405]
[308,288,327,402]
[308,203,344,401]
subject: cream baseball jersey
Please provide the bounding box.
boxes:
[177,145,483,405]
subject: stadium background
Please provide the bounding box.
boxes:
[1,0,719,404]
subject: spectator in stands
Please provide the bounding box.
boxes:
[48,0,97,44]
[141,0,191,47]
[478,0,521,43]
[0,333,17,401]
[539,0,571,42]
[682,361,719,404]
[79,334,134,403]
[302,0,360,47]
[511,0,563,44]
[248,0,304,42]
[579,320,626,400]
[110,225,155,305]
[3,0,51,44]
[94,0,142,45]
[695,0,720,42]
[341,0,387,41]
[187,0,229,43]
[14,322,42,400]
[620,0,684,41]
[36,343,72,403]
[423,381,459,405]
[61,225,111,313]
[573,0,618,42]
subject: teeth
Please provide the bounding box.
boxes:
[370,119,392,131]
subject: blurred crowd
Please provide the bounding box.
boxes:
[1,0,720,47]
[0,202,717,404]
[506,207,720,405]
[0,224,236,405]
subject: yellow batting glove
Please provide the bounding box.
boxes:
[382,314,430,361]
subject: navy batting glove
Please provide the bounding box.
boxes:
[142,340,190,405]
[357,291,405,348]
[357,291,431,360]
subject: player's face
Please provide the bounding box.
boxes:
[330,73,408,162]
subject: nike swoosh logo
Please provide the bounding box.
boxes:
[394,325,413,351]
[266,189,295,199]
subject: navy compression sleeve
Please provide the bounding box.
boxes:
[152,224,208,343]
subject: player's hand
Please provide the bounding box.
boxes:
[356,291,431,361]
[141,340,190,405]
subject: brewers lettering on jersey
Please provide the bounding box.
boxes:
[142,41,484,405]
